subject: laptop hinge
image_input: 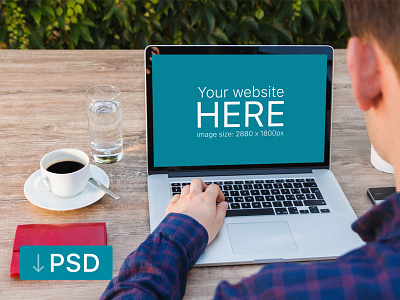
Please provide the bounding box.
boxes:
[167,168,313,178]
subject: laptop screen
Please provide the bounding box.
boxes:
[146,46,332,173]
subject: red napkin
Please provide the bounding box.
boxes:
[10,222,107,278]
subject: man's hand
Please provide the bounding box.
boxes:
[165,178,228,244]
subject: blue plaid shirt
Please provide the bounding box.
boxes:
[102,193,400,299]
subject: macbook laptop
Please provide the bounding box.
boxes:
[145,45,364,266]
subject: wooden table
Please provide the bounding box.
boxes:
[0,50,395,299]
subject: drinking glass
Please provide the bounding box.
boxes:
[85,85,123,164]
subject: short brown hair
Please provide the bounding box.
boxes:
[344,0,400,75]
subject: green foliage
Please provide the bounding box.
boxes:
[0,0,350,49]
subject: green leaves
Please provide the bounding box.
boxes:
[30,6,42,25]
[0,0,350,49]
[241,16,259,33]
[273,23,293,44]
[255,8,264,21]
[41,4,55,17]
[55,7,63,17]
[203,7,215,34]
[330,0,342,21]
[67,8,74,17]
[80,25,94,43]
[103,6,117,21]
[212,28,230,44]
[71,24,80,45]
[190,9,201,27]
[74,4,83,15]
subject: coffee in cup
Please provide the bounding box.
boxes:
[46,160,85,174]
[34,149,90,198]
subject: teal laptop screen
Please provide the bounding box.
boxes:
[152,54,327,168]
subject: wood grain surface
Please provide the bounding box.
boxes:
[0,50,395,299]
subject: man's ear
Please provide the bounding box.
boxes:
[346,36,382,111]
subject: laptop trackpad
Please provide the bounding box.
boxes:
[227,222,297,255]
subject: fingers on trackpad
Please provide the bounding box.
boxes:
[226,221,298,255]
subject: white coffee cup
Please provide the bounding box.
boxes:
[34,149,90,198]
[371,144,394,174]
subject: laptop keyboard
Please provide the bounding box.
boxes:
[170,178,330,217]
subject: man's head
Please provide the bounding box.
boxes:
[344,1,400,78]
[344,1,400,173]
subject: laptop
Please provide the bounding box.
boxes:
[145,45,364,266]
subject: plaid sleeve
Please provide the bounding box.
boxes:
[101,213,208,300]
[213,242,400,299]
[213,194,400,299]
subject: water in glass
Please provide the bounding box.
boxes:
[87,95,123,164]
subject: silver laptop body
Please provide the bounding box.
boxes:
[145,45,364,266]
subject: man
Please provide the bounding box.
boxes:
[102,1,400,298]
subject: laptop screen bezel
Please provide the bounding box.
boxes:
[145,45,333,175]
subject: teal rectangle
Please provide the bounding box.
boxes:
[20,246,112,280]
[152,54,327,167]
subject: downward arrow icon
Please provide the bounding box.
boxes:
[32,254,44,272]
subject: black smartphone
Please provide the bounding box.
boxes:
[367,187,396,205]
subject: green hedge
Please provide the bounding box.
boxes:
[0,0,349,49]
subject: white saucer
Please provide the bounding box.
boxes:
[24,164,110,211]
